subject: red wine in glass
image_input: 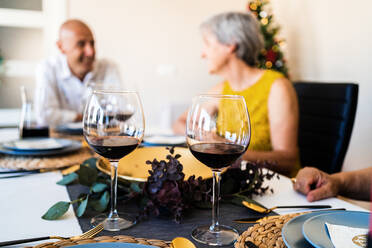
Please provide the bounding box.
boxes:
[186,94,250,246]
[83,90,144,231]
[86,136,140,160]
[189,143,246,169]
[21,126,49,138]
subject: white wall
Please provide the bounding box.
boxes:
[0,0,67,106]
[0,26,43,107]
[270,0,372,172]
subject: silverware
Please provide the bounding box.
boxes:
[0,223,103,247]
[233,208,346,223]
[0,169,42,174]
[0,169,44,179]
[242,200,331,214]
[0,165,80,179]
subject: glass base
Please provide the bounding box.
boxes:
[192,224,239,246]
[91,212,136,231]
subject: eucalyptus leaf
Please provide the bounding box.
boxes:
[130,182,141,193]
[77,164,98,186]
[42,201,70,220]
[76,196,89,217]
[56,172,78,185]
[91,182,108,193]
[90,191,109,212]
[83,158,98,169]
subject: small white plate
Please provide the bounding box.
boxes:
[0,140,81,156]
[2,138,72,151]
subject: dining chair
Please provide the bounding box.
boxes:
[293,82,358,174]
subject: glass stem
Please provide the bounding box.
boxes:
[210,170,221,232]
[108,161,119,219]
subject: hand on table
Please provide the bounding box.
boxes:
[293,167,341,202]
[75,113,83,122]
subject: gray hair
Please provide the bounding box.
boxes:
[200,11,264,66]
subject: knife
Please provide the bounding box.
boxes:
[0,165,80,179]
[0,169,41,179]
[0,169,41,174]
[233,208,346,223]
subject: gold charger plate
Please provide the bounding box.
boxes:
[97,146,213,182]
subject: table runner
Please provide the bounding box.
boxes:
[67,183,262,248]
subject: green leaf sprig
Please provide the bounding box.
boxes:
[42,158,110,220]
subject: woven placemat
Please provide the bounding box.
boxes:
[0,147,94,170]
[28,235,171,248]
[234,212,304,248]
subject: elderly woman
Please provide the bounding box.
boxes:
[173,11,300,177]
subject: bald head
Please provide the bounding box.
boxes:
[59,19,92,41]
[57,19,95,81]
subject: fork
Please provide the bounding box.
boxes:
[0,223,104,247]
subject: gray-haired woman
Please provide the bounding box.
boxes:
[173,11,300,177]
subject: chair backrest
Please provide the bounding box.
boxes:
[293,82,358,173]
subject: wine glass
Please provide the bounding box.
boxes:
[186,94,250,246]
[81,81,122,113]
[83,90,145,231]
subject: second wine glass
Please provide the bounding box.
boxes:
[186,94,250,246]
[83,90,145,231]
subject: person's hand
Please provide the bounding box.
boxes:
[293,167,341,202]
[74,113,83,122]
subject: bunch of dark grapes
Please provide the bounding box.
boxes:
[142,147,210,223]
[141,147,278,223]
[222,160,279,197]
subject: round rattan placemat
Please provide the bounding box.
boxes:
[27,235,171,248]
[0,147,94,170]
[234,213,304,248]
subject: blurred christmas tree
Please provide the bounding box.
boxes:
[248,0,289,77]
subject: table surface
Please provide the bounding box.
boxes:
[0,127,369,247]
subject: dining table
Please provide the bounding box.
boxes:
[0,127,369,248]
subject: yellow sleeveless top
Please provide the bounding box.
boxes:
[221,70,282,151]
[220,70,300,177]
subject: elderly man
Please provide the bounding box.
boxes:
[34,19,122,125]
